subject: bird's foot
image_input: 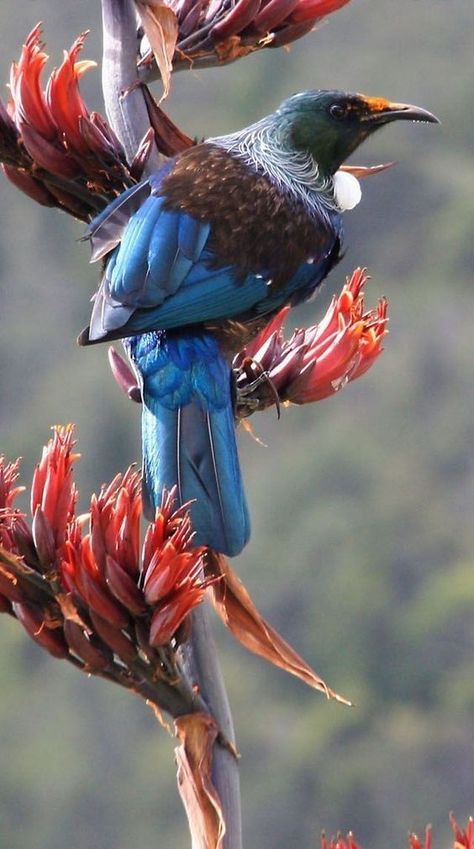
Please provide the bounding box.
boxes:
[233,357,281,419]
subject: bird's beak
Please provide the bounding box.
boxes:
[362,98,440,125]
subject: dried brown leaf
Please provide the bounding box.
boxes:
[214,35,254,62]
[135,1,179,103]
[207,553,352,706]
[56,592,90,631]
[175,712,226,849]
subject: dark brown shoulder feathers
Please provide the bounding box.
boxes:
[160,143,335,285]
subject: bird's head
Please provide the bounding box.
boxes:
[276,90,439,176]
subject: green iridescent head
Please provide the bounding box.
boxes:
[276,90,439,176]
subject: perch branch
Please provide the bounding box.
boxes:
[99,2,242,846]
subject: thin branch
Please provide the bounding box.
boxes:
[181,605,242,847]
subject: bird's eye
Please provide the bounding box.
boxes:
[329,103,346,119]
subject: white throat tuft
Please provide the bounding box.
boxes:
[333,171,362,211]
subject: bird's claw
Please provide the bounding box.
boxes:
[233,357,281,419]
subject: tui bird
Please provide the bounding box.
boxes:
[79,90,438,556]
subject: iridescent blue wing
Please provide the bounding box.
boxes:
[85,183,270,342]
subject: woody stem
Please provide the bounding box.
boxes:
[99,2,242,847]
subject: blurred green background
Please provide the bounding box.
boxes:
[1,1,473,847]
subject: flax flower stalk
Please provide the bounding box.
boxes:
[99,3,242,846]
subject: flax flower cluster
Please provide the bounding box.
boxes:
[139,0,352,76]
[0,26,137,219]
[321,816,474,849]
[234,268,388,416]
[0,426,208,700]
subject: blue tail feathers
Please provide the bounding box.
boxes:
[127,330,250,557]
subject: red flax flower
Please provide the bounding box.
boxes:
[234,268,388,416]
[30,423,78,561]
[408,817,474,849]
[450,815,474,849]
[321,833,361,849]
[409,826,433,849]
[320,816,474,849]
[0,26,134,219]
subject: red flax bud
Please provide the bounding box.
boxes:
[0,456,25,509]
[31,505,57,570]
[108,347,141,403]
[321,833,361,849]
[112,471,142,575]
[30,424,78,550]
[9,24,57,141]
[268,19,315,47]
[60,519,129,629]
[142,508,196,599]
[89,467,142,578]
[211,0,262,39]
[89,610,138,663]
[46,32,97,155]
[450,815,474,849]
[10,515,37,564]
[19,122,80,179]
[289,0,351,24]
[409,827,432,849]
[1,164,56,206]
[74,536,129,629]
[105,554,147,615]
[63,619,110,669]
[149,583,206,647]
[144,546,201,606]
[0,458,36,594]
[252,1,299,34]
[141,492,207,645]
[12,601,69,658]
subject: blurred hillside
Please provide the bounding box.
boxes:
[1,2,474,848]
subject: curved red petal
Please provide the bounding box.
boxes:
[289,0,351,24]
[10,25,57,140]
